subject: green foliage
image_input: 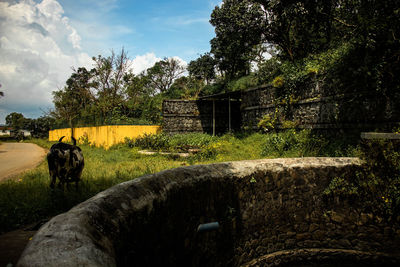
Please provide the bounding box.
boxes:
[126,133,171,151]
[258,114,277,133]
[146,57,186,94]
[5,112,25,130]
[261,129,358,158]
[210,0,265,79]
[324,139,400,220]
[5,113,54,138]
[187,53,217,84]
[126,132,216,153]
[51,49,180,128]
[254,0,335,60]
[272,76,284,88]
[226,74,259,92]
[323,177,359,199]
[168,76,205,100]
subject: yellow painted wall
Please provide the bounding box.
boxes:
[49,125,161,149]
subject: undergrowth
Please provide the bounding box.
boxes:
[324,139,400,222]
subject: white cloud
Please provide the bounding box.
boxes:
[129,53,187,76]
[0,0,92,123]
[130,53,161,75]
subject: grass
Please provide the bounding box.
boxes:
[0,141,186,233]
[0,131,360,233]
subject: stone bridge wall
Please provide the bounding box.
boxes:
[18,158,400,267]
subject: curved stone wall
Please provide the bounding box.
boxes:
[18,158,400,266]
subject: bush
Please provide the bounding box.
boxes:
[226,74,259,92]
[126,133,217,152]
[126,133,171,151]
[324,139,400,221]
[261,129,355,158]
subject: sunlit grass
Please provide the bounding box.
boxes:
[0,140,186,233]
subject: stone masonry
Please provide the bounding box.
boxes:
[18,158,400,266]
[163,83,400,134]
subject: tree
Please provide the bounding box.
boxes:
[210,0,265,79]
[92,48,131,117]
[30,116,55,138]
[5,112,25,130]
[252,0,335,61]
[52,67,96,131]
[146,57,186,94]
[187,53,217,84]
[168,76,205,99]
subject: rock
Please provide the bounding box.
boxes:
[296,233,311,240]
[330,211,345,223]
[309,223,319,232]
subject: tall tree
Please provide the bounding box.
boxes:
[210,0,265,79]
[187,53,217,85]
[5,112,25,130]
[92,48,131,117]
[146,57,186,94]
[253,0,335,61]
[52,67,96,131]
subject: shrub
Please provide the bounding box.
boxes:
[261,129,337,157]
[258,114,277,133]
[324,139,400,221]
[126,133,217,152]
[272,76,284,88]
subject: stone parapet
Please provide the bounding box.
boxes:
[18,158,400,266]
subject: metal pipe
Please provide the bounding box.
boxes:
[212,100,215,136]
[197,222,220,233]
[228,96,231,132]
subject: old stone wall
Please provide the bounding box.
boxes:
[163,84,400,134]
[18,158,400,266]
[241,84,400,131]
[162,99,241,134]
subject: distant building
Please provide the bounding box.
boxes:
[20,130,31,137]
[0,126,31,137]
[0,126,11,136]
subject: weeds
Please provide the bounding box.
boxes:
[324,139,400,221]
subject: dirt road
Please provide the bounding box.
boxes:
[0,143,47,182]
[0,143,47,266]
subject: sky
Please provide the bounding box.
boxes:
[0,0,222,124]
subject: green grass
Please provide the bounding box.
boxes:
[0,141,186,233]
[0,131,360,233]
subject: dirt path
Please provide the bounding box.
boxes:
[0,143,47,182]
[0,143,47,266]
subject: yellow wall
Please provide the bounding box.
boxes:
[49,125,161,149]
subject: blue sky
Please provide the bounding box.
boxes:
[0,0,221,124]
[58,0,218,61]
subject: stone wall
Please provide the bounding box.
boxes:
[241,84,400,131]
[163,83,400,134]
[162,99,241,134]
[18,158,400,266]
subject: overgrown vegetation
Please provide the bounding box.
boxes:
[324,139,400,222]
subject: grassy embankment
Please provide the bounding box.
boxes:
[0,130,359,233]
